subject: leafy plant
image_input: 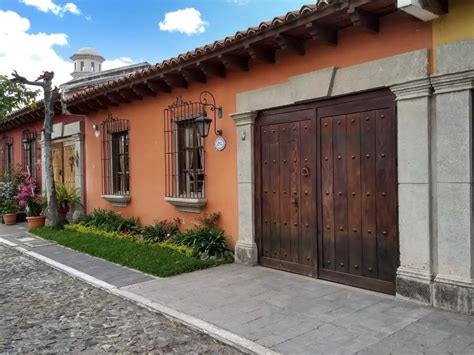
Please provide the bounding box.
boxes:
[142,218,181,243]
[1,198,18,215]
[76,208,139,233]
[170,212,232,260]
[55,183,82,212]
[0,75,38,120]
[15,172,46,217]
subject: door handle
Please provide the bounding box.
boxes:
[301,167,309,177]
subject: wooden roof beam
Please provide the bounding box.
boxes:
[306,22,338,45]
[276,33,305,55]
[108,92,131,104]
[218,54,249,71]
[120,88,143,101]
[161,73,188,89]
[145,79,171,94]
[85,100,104,112]
[97,95,118,107]
[245,44,276,63]
[179,68,207,84]
[132,83,156,97]
[350,8,379,33]
[197,61,226,78]
[68,104,90,115]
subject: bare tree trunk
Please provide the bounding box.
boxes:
[10,71,60,227]
[43,82,60,228]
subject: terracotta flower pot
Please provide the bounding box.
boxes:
[3,213,17,225]
[26,216,46,230]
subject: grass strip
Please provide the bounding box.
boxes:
[31,227,221,277]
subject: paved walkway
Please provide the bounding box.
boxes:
[1,223,473,354]
[0,245,240,353]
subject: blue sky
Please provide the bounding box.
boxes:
[0,0,311,84]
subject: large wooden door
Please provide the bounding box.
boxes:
[255,91,398,294]
[317,93,397,294]
[256,108,317,277]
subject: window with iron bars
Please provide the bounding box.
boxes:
[165,98,205,199]
[22,129,36,177]
[101,116,130,196]
[0,136,13,178]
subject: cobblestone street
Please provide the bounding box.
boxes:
[0,246,241,354]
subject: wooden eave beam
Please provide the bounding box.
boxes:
[179,68,206,84]
[161,73,188,89]
[245,44,275,63]
[276,33,306,55]
[68,104,90,115]
[119,88,142,101]
[97,95,118,107]
[218,54,249,71]
[145,79,171,93]
[108,92,130,104]
[84,100,102,112]
[92,99,108,110]
[197,61,226,78]
[306,22,338,45]
[132,83,156,97]
[350,8,379,33]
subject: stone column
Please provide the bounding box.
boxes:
[231,111,258,265]
[432,71,474,314]
[391,79,434,304]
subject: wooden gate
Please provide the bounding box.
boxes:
[255,91,398,294]
[255,108,317,277]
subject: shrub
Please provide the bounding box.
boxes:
[170,213,232,260]
[76,208,139,233]
[142,218,181,243]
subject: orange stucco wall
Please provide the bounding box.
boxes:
[84,12,432,247]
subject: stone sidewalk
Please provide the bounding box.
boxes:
[1,223,473,354]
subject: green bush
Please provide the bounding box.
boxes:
[170,213,232,260]
[76,208,139,233]
[142,218,181,243]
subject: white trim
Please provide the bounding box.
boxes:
[102,194,131,208]
[164,197,207,213]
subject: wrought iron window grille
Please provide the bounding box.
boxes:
[0,136,14,177]
[22,129,37,177]
[164,97,206,199]
[101,114,130,196]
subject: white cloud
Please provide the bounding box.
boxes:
[102,57,135,70]
[158,8,208,35]
[21,0,81,17]
[0,10,71,86]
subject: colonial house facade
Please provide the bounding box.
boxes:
[1,0,473,314]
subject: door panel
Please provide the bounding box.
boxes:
[51,143,63,187]
[63,145,76,190]
[317,98,397,294]
[256,110,316,276]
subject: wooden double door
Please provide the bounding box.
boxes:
[52,142,76,190]
[255,91,398,294]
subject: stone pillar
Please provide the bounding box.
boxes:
[231,111,258,265]
[432,71,474,314]
[391,79,434,304]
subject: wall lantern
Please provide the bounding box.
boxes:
[22,138,30,151]
[92,124,100,138]
[194,91,223,139]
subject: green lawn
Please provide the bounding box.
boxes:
[30,227,221,277]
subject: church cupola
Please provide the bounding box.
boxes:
[70,47,105,79]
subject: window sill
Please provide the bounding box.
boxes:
[101,195,131,208]
[164,197,207,213]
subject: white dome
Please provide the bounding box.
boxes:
[74,47,102,56]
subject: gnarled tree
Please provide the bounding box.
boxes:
[10,71,60,228]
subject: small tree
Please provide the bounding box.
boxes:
[10,71,60,228]
[0,75,38,119]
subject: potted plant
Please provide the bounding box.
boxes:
[56,183,81,225]
[2,199,18,225]
[16,173,47,230]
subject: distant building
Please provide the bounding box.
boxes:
[70,47,105,79]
